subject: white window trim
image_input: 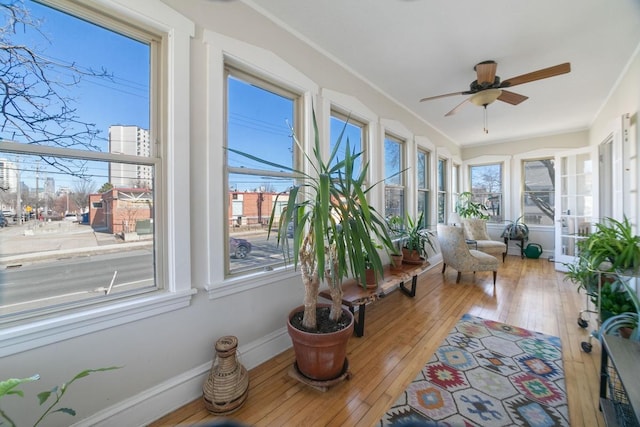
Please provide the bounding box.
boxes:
[0,0,195,358]
[201,31,318,297]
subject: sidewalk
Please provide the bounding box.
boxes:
[0,221,151,266]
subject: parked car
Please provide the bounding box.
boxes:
[64,213,79,222]
[0,212,8,228]
[230,237,252,259]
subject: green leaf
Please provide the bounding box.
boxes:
[0,375,39,399]
[53,407,76,416]
[37,391,52,405]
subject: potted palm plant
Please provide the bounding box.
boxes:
[228,110,395,382]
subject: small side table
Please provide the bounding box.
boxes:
[503,236,527,258]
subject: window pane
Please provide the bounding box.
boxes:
[226,71,297,276]
[227,76,294,172]
[227,177,295,275]
[330,115,363,176]
[470,163,502,222]
[0,152,156,316]
[417,190,429,228]
[384,137,402,185]
[0,2,154,318]
[523,159,555,226]
[417,151,426,189]
[438,159,446,192]
[385,187,404,219]
[1,1,150,151]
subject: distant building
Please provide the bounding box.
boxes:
[108,125,153,189]
[0,158,18,192]
[89,187,153,234]
[44,177,55,195]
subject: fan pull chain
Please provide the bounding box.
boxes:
[483,105,489,134]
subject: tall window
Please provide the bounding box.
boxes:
[330,111,365,178]
[417,149,430,228]
[470,163,503,223]
[523,158,555,226]
[0,1,158,318]
[226,68,298,276]
[437,158,447,223]
[384,135,404,219]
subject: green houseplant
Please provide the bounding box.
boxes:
[456,192,489,219]
[501,215,529,240]
[228,110,395,381]
[0,367,119,427]
[400,212,435,263]
[581,216,640,274]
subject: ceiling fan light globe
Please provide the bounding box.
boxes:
[469,88,502,107]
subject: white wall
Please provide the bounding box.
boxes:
[2,2,638,427]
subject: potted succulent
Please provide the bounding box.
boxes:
[228,110,395,381]
[501,215,529,240]
[455,191,489,219]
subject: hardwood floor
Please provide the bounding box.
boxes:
[151,256,605,426]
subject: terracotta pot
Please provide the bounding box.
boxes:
[390,253,404,270]
[402,247,422,263]
[365,268,377,288]
[287,304,354,381]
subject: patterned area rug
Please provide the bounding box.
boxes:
[379,314,569,426]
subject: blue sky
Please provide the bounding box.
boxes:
[1,0,149,189]
[3,1,365,194]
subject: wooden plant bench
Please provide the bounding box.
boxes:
[319,261,429,337]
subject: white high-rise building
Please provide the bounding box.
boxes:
[108,125,153,189]
[0,158,18,193]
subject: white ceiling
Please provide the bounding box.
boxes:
[244,0,640,147]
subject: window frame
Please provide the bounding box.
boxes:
[521,157,556,226]
[383,132,406,220]
[0,0,195,358]
[224,65,302,277]
[416,148,430,228]
[202,30,318,298]
[469,162,503,223]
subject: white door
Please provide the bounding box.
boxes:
[554,147,597,270]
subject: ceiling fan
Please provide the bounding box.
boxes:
[419,60,571,122]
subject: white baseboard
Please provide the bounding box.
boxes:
[72,327,292,427]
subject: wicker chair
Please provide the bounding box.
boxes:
[437,224,499,285]
[460,218,507,262]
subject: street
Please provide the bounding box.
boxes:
[0,250,154,315]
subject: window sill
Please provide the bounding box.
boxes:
[0,289,196,358]
[207,267,299,299]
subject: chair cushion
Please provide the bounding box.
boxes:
[461,218,491,241]
[469,249,499,269]
[475,240,507,254]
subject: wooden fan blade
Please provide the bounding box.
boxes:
[420,91,465,102]
[445,98,470,116]
[497,90,529,105]
[501,63,571,87]
[475,61,497,86]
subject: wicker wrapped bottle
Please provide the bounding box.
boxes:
[203,335,249,415]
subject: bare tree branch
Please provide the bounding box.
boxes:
[1,1,112,179]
